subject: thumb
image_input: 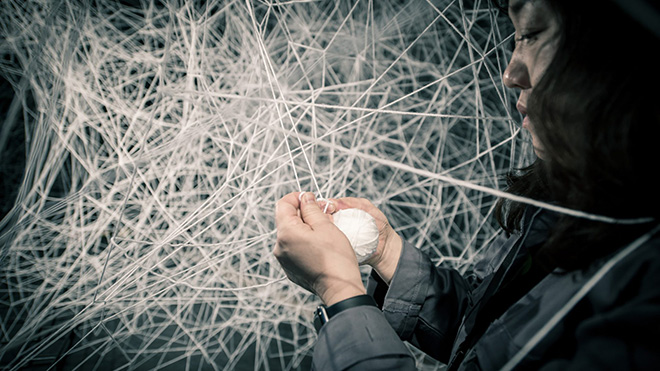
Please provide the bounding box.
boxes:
[300,192,332,228]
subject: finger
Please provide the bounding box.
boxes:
[335,197,387,220]
[335,197,373,211]
[275,192,306,229]
[317,197,388,231]
[317,199,336,214]
[299,192,333,228]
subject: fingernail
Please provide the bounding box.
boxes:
[302,192,315,203]
[323,201,335,213]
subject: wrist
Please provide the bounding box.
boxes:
[313,294,378,333]
[371,232,402,284]
[320,283,366,306]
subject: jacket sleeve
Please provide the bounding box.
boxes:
[311,240,473,369]
[312,305,417,370]
[367,240,472,363]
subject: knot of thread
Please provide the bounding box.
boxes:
[332,208,379,264]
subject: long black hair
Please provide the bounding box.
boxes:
[494,0,660,270]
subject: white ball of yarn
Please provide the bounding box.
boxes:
[332,208,379,264]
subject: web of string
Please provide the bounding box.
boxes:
[0,1,652,370]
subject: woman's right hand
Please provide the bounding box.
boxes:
[326,197,403,284]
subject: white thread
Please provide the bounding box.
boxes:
[332,208,379,264]
[0,1,595,370]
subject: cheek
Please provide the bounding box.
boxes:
[525,118,546,156]
[523,117,539,141]
[529,39,559,86]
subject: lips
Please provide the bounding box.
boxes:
[522,115,530,129]
[516,101,529,128]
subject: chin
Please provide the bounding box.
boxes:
[533,148,546,160]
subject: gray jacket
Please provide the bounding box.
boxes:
[312,211,660,370]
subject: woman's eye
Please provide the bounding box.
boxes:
[516,30,542,43]
[508,30,542,52]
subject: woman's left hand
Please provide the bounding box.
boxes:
[274,191,366,306]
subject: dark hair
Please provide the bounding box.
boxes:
[494,0,660,270]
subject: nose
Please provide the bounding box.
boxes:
[503,57,531,90]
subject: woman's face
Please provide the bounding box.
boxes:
[503,0,561,159]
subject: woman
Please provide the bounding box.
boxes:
[274,0,660,369]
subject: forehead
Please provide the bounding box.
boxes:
[508,0,535,15]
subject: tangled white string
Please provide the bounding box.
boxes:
[1,0,534,369]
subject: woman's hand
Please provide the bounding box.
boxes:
[329,197,403,284]
[274,192,366,306]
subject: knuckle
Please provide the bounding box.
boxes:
[276,228,293,246]
[275,233,286,247]
[273,244,283,258]
[277,224,290,237]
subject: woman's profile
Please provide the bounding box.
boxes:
[274,0,660,369]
